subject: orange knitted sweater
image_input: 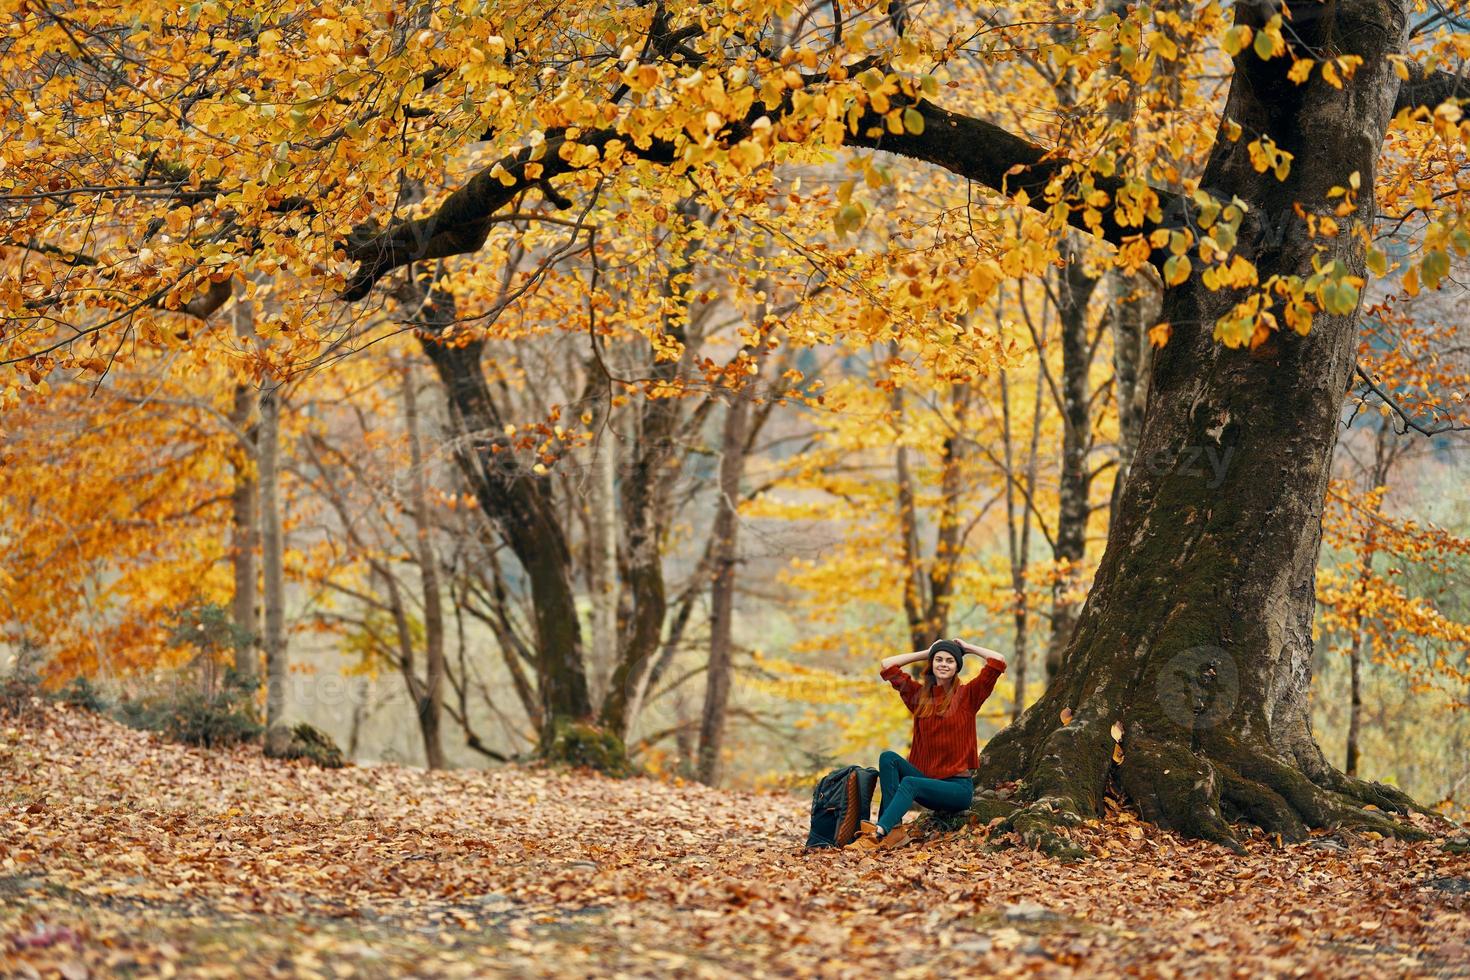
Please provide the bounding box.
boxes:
[880,657,1007,779]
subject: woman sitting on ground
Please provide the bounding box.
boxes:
[847,638,1007,852]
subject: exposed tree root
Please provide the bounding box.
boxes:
[1005,800,1089,861]
[1217,761,1307,842]
[1118,732,1245,854]
[978,713,1432,860]
[966,792,1022,827]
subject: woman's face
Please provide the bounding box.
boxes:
[930,650,959,681]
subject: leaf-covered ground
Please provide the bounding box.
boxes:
[3,704,1469,978]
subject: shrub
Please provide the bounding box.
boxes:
[55,676,108,712]
[0,644,45,720]
[0,672,41,720]
[115,669,263,749]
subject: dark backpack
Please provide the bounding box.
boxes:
[805,765,879,848]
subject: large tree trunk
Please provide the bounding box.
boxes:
[975,0,1423,853]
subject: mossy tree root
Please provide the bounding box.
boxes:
[966,791,1022,827]
[1311,765,1429,817]
[1212,738,1429,842]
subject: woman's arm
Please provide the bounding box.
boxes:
[957,638,1006,667]
[880,648,932,672]
[879,649,927,712]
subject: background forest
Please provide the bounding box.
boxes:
[3,0,1470,818]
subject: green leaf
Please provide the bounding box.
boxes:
[1253,30,1275,61]
[1422,248,1451,289]
[1222,25,1253,57]
[1366,247,1388,277]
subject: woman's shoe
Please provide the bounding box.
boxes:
[845,822,882,851]
[876,822,910,850]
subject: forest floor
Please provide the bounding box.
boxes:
[3,703,1470,979]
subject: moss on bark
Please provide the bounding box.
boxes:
[546,718,634,777]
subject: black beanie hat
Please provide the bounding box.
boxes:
[928,638,965,663]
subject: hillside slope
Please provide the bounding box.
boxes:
[2,702,1469,978]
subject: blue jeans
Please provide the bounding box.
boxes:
[876,750,974,833]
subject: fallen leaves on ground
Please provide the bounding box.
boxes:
[2,703,1468,978]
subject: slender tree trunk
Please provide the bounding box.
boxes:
[925,384,971,643]
[229,287,261,683]
[891,364,934,651]
[258,386,289,751]
[976,1,1422,851]
[1000,298,1047,723]
[1346,426,1392,777]
[1346,614,1365,777]
[587,425,619,711]
[999,363,1027,721]
[696,321,762,786]
[422,336,592,748]
[882,339,940,652]
[1045,240,1100,679]
[599,229,707,740]
[347,676,372,760]
[401,361,446,769]
[1107,273,1156,526]
[1102,0,1164,530]
[674,685,697,778]
[229,383,260,680]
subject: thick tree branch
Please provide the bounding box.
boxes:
[341,129,674,300]
[844,98,1186,253]
[340,81,1189,302]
